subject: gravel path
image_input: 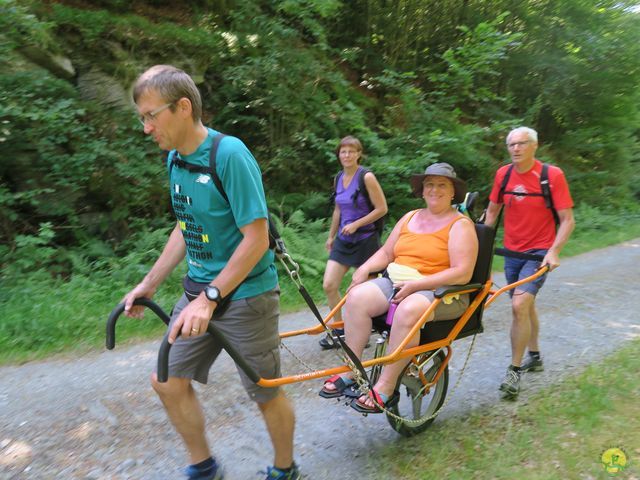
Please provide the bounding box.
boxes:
[1,239,639,480]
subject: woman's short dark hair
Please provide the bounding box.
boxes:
[335,136,364,164]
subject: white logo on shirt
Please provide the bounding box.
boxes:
[196,174,211,184]
[513,184,527,201]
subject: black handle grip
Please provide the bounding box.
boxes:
[106,297,171,350]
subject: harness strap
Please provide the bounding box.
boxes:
[297,285,370,383]
[497,162,559,227]
[495,247,545,262]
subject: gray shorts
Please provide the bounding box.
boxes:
[164,288,281,403]
[370,276,469,322]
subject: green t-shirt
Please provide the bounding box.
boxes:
[168,128,277,299]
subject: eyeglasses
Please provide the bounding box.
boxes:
[507,140,532,149]
[339,149,360,156]
[138,103,173,126]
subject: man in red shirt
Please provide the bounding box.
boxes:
[485,127,575,399]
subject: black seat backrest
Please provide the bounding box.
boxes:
[469,223,497,285]
[418,222,497,343]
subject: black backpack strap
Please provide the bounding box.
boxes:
[356,166,385,235]
[540,163,560,226]
[330,171,342,205]
[497,163,514,204]
[207,133,280,249]
[208,133,228,203]
[355,167,373,209]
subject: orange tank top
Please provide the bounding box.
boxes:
[393,210,468,276]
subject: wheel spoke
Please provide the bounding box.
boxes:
[386,350,449,436]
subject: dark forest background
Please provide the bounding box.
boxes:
[0,1,639,356]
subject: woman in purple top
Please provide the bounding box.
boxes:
[321,136,387,348]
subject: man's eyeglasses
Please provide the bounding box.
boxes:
[138,103,173,126]
[507,140,532,149]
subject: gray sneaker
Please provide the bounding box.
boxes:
[499,368,520,398]
[262,462,301,479]
[520,355,544,372]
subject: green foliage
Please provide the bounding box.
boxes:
[270,211,329,311]
[0,67,170,275]
[7,222,56,272]
[203,4,375,192]
[428,13,522,122]
[371,338,640,479]
[40,3,227,82]
[0,0,57,52]
[1,0,639,352]
[563,203,640,257]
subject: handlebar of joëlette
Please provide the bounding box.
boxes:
[106,297,261,384]
[484,249,552,308]
[106,297,171,350]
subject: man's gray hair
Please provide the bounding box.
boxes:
[133,65,202,122]
[506,127,538,144]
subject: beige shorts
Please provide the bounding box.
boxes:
[370,276,469,321]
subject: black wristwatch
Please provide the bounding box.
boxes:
[204,285,221,304]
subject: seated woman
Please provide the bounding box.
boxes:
[319,162,478,413]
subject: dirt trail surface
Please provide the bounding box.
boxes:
[1,239,639,480]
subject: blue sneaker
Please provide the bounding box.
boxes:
[262,462,301,479]
[184,459,224,480]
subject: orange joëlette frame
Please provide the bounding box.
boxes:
[256,264,549,388]
[255,282,491,388]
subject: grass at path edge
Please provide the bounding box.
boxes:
[371,338,640,479]
[1,212,639,365]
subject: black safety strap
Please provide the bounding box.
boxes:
[299,286,371,384]
[494,247,545,262]
[169,133,227,196]
[207,133,229,203]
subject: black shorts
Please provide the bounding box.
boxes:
[329,233,380,267]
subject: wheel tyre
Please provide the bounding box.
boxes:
[385,349,449,437]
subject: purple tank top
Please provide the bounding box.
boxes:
[335,167,375,243]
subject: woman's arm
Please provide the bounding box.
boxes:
[325,204,341,252]
[350,211,412,286]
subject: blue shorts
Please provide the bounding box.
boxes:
[503,249,548,297]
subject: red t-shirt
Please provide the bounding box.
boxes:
[489,159,573,251]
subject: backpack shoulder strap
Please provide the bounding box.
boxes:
[330,171,341,203]
[497,163,514,204]
[166,150,174,175]
[356,167,374,209]
[540,163,560,226]
[208,133,228,203]
[208,133,281,250]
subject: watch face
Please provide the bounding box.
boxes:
[205,286,220,302]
